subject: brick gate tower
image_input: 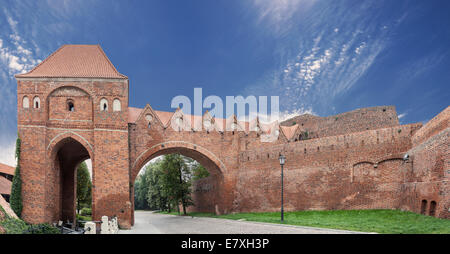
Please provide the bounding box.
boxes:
[15,44,449,229]
[15,45,132,228]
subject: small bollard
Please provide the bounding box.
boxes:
[84,222,96,234]
[101,216,109,234]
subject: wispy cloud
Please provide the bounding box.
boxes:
[0,139,16,167]
[252,0,318,35]
[0,5,43,149]
[243,1,405,117]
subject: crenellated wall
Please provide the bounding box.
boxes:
[401,107,449,218]
[234,123,422,213]
[16,44,448,231]
[280,106,400,140]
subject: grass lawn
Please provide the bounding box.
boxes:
[157,209,450,234]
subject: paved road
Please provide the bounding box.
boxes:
[119,211,370,234]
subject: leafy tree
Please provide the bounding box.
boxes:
[190,161,210,181]
[136,154,211,214]
[134,171,151,210]
[10,136,22,217]
[76,162,91,213]
[146,161,167,210]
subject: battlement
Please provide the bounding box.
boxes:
[241,122,422,163]
[412,106,449,146]
[281,106,400,139]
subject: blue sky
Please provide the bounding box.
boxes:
[0,0,449,165]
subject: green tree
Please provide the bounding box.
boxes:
[159,155,182,213]
[190,161,210,181]
[10,136,22,217]
[134,170,151,210]
[76,162,91,213]
[138,155,211,214]
[146,161,167,210]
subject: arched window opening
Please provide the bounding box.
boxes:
[33,96,40,109]
[23,96,29,108]
[68,101,74,112]
[429,201,437,216]
[113,99,121,112]
[100,98,108,111]
[420,200,427,215]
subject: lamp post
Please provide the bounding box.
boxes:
[279,154,286,222]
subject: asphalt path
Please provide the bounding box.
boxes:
[119,211,371,234]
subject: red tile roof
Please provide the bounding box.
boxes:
[0,176,11,195]
[128,107,143,123]
[15,45,127,79]
[0,163,14,176]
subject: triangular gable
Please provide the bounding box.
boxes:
[135,104,167,129]
[280,124,299,141]
[168,108,192,131]
[202,111,215,132]
[225,114,244,132]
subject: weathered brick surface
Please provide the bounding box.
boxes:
[16,74,449,229]
[17,78,131,228]
[281,106,400,140]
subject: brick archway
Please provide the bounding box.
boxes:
[45,135,93,227]
[131,141,226,181]
[15,45,449,229]
[130,141,226,225]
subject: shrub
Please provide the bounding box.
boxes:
[0,217,29,234]
[0,206,60,234]
[10,136,23,217]
[24,223,60,234]
[80,207,92,216]
[0,217,60,234]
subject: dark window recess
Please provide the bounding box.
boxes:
[420,200,427,215]
[429,201,437,216]
[68,101,74,112]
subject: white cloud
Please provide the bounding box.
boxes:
[0,36,39,75]
[398,113,407,119]
[8,55,24,71]
[237,106,316,124]
[251,0,318,35]
[5,13,18,34]
[17,45,32,55]
[355,42,367,54]
[0,140,17,168]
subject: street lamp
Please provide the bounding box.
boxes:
[279,153,286,222]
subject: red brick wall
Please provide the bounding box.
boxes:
[17,78,131,228]
[17,75,449,229]
[281,106,400,140]
[402,117,449,218]
[234,123,420,213]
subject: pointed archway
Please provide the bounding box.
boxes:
[47,137,91,227]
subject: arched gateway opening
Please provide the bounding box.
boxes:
[131,146,225,225]
[47,137,92,228]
